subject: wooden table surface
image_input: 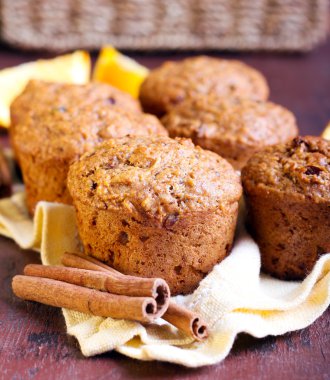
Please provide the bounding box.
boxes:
[0,40,329,380]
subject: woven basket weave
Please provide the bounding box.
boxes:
[0,0,328,52]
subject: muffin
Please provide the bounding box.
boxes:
[242,136,330,280]
[10,80,167,214]
[139,56,269,116]
[0,147,12,198]
[67,136,242,295]
[12,79,141,122]
[162,95,298,170]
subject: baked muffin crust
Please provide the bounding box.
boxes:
[0,148,12,198]
[11,80,166,161]
[10,80,167,213]
[68,136,242,294]
[139,56,269,116]
[68,136,241,223]
[162,96,298,170]
[242,136,330,280]
[243,136,329,201]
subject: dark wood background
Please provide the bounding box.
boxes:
[0,39,329,380]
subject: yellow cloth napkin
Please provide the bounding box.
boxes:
[0,192,329,367]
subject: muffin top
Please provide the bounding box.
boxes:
[139,56,269,116]
[12,80,141,124]
[68,136,242,223]
[162,95,298,147]
[242,136,330,202]
[10,80,166,160]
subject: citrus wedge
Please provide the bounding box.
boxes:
[321,121,330,140]
[0,50,91,127]
[93,46,148,99]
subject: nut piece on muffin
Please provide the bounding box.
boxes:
[139,56,269,116]
[67,136,242,295]
[162,95,298,170]
[242,136,330,280]
[10,80,167,214]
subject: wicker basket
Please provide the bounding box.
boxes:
[0,0,328,52]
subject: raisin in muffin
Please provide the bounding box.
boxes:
[162,95,298,170]
[139,56,269,116]
[67,136,242,295]
[10,80,167,214]
[242,136,330,280]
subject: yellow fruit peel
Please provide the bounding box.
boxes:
[0,51,91,127]
[93,46,148,98]
[321,121,330,140]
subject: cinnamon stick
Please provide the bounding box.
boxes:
[24,264,169,315]
[61,252,209,340]
[62,252,118,274]
[62,252,170,309]
[163,302,208,341]
[12,275,160,323]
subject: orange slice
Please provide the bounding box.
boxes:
[93,46,148,99]
[321,121,330,140]
[0,51,91,127]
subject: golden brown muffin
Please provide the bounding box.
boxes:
[139,56,269,116]
[67,136,242,295]
[162,95,298,170]
[242,136,330,280]
[10,80,167,214]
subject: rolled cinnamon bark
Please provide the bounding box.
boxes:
[62,252,170,310]
[61,252,209,340]
[12,275,159,323]
[24,264,169,313]
[62,252,118,274]
[163,302,208,341]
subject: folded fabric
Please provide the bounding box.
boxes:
[0,192,329,367]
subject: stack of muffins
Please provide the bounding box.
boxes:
[10,80,167,214]
[10,56,329,295]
